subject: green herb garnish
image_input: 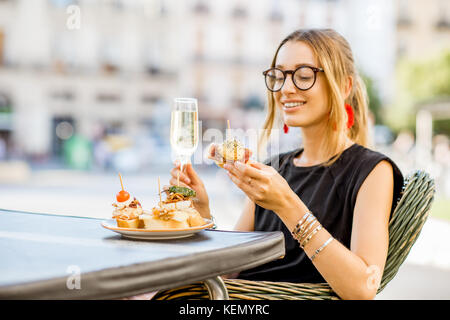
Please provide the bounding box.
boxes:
[167,186,196,198]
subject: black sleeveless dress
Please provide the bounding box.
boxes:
[237,143,404,283]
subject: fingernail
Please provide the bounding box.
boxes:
[223,164,231,170]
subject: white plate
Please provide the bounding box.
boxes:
[101,219,214,240]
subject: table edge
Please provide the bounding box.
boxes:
[0,229,285,299]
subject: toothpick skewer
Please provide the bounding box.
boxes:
[226,119,232,141]
[177,170,180,186]
[118,173,124,191]
[158,177,162,204]
[181,162,184,174]
[227,120,238,159]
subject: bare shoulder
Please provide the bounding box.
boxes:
[363,160,394,189]
[355,160,394,218]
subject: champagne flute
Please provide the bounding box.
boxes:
[170,98,199,174]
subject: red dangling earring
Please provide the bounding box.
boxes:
[283,123,289,134]
[345,104,354,129]
[332,104,355,131]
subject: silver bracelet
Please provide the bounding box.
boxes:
[292,212,312,235]
[310,236,333,261]
[210,215,217,229]
[297,214,315,235]
[301,224,323,248]
[298,218,318,242]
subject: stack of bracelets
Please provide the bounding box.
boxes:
[291,211,334,261]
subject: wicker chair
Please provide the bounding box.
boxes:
[154,170,435,300]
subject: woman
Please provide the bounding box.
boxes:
[170,29,403,300]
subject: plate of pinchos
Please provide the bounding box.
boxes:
[102,174,214,240]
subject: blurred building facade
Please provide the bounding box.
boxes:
[0,0,399,169]
[395,0,450,60]
[393,0,450,185]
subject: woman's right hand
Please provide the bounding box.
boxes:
[170,162,211,219]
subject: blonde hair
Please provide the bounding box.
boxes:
[260,29,371,166]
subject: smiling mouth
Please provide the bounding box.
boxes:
[283,101,306,108]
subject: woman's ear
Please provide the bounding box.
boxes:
[343,76,353,100]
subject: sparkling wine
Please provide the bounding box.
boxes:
[170,98,199,166]
[170,110,199,157]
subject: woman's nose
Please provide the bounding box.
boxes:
[281,74,297,94]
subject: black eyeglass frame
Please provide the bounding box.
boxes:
[262,66,324,92]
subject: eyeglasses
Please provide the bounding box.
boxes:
[262,66,324,92]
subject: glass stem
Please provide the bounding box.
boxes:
[177,154,191,173]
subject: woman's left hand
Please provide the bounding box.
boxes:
[223,160,304,218]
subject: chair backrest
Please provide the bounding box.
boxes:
[378,170,435,293]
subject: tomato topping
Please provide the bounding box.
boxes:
[116,190,130,202]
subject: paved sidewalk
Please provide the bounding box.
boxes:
[403,217,450,271]
[376,262,450,299]
[376,217,450,299]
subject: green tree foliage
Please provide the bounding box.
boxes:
[386,50,450,134]
[361,73,383,125]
